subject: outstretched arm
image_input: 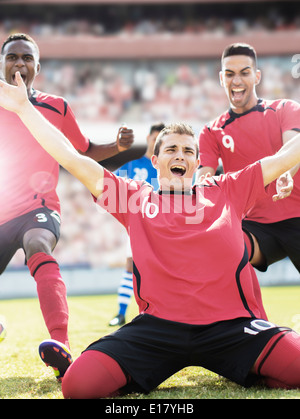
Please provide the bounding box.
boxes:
[272,130,300,201]
[261,134,300,187]
[0,72,106,198]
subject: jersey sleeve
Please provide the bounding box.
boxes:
[218,161,267,219]
[61,101,90,153]
[278,100,300,133]
[94,169,143,229]
[198,124,220,171]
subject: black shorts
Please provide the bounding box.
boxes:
[242,218,300,272]
[0,207,61,274]
[85,314,288,394]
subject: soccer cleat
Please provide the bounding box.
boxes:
[0,322,6,342]
[109,314,125,327]
[39,339,73,381]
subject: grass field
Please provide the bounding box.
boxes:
[0,286,300,399]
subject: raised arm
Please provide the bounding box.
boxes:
[84,124,134,162]
[261,133,300,187]
[0,72,113,198]
[272,130,300,201]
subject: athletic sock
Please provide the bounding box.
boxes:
[62,350,127,399]
[27,252,69,348]
[255,330,300,389]
[117,270,133,316]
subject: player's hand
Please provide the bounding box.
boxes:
[197,172,213,184]
[117,124,134,152]
[272,171,293,201]
[0,71,28,114]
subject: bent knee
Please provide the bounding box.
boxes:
[62,350,127,399]
[23,228,56,259]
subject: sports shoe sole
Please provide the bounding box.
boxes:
[39,339,73,381]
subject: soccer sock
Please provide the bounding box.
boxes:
[62,350,127,399]
[27,252,69,348]
[255,330,300,389]
[117,270,134,316]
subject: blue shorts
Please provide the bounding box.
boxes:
[85,314,289,393]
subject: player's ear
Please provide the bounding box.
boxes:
[219,70,224,87]
[255,69,261,86]
[36,62,41,75]
[0,54,4,74]
[151,154,158,169]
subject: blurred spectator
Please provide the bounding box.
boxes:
[7,54,299,269]
[0,5,299,39]
[30,56,300,125]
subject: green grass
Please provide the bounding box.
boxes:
[0,286,300,399]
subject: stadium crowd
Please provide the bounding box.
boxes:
[8,53,299,269]
[2,3,299,269]
[31,57,300,125]
[0,5,299,38]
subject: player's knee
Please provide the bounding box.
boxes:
[62,356,100,399]
[23,229,56,259]
[258,331,300,389]
[62,362,90,399]
[62,350,126,399]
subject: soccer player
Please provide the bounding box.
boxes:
[1,74,300,398]
[0,33,133,380]
[197,43,300,274]
[109,122,165,327]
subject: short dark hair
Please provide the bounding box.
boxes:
[221,43,257,68]
[1,33,40,57]
[149,122,165,135]
[153,123,198,156]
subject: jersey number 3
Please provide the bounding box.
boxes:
[36,213,48,223]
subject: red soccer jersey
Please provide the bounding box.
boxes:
[0,90,89,225]
[199,99,300,223]
[95,162,268,325]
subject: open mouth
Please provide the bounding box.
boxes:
[170,165,186,177]
[231,88,246,101]
[12,73,26,84]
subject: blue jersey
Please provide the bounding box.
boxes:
[115,155,159,191]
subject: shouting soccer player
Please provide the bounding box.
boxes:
[1,72,300,398]
[197,43,300,274]
[109,122,165,327]
[0,33,134,380]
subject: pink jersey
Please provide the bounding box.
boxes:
[0,90,89,225]
[95,162,268,325]
[199,99,300,223]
